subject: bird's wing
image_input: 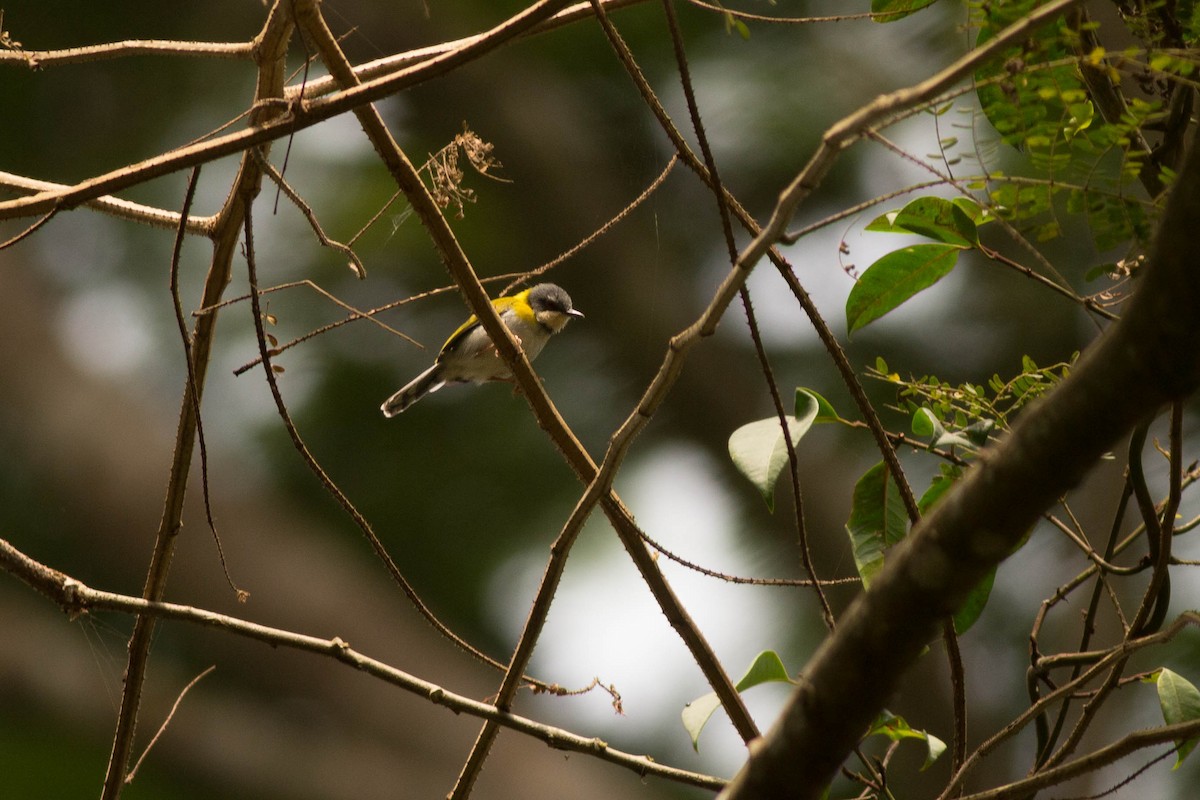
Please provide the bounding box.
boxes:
[439,313,482,355]
[437,292,530,356]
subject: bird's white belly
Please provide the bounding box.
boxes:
[450,325,548,383]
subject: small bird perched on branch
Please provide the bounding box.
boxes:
[381,283,583,416]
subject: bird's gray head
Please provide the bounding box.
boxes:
[529,283,584,332]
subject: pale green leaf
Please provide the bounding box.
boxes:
[868,710,947,769]
[681,693,723,752]
[683,651,793,750]
[729,402,819,511]
[797,387,842,423]
[1156,668,1200,766]
[912,407,939,437]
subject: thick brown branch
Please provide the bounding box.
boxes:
[719,89,1200,800]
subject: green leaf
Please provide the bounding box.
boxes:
[953,568,995,634]
[912,407,978,451]
[963,418,996,447]
[951,197,992,226]
[917,464,962,515]
[871,0,937,23]
[797,387,842,423]
[925,732,949,769]
[911,407,939,437]
[868,710,947,769]
[846,462,909,587]
[1156,668,1200,766]
[734,650,792,691]
[846,244,961,334]
[934,430,976,450]
[729,400,819,511]
[864,197,979,247]
[682,651,793,750]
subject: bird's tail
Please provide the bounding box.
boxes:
[381,365,445,417]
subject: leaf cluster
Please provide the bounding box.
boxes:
[870,352,1075,439]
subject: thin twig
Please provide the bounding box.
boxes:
[252,147,367,277]
[509,153,679,290]
[944,618,968,772]
[225,278,422,376]
[1126,417,1170,638]
[450,469,609,799]
[1044,510,1142,575]
[663,0,835,628]
[228,148,676,375]
[684,0,937,24]
[937,612,1200,799]
[168,166,246,601]
[955,723,1198,800]
[980,243,1118,322]
[124,665,216,784]
[0,207,56,251]
[639,528,862,587]
[282,0,652,102]
[718,1,1103,796]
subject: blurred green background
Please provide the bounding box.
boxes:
[2,1,1198,798]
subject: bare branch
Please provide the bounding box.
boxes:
[0,169,216,232]
[0,39,254,68]
[283,0,652,102]
[0,537,725,793]
[251,148,367,278]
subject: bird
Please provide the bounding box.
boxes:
[380,283,583,416]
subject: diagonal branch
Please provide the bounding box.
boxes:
[955,718,1200,800]
[288,5,758,794]
[100,4,296,797]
